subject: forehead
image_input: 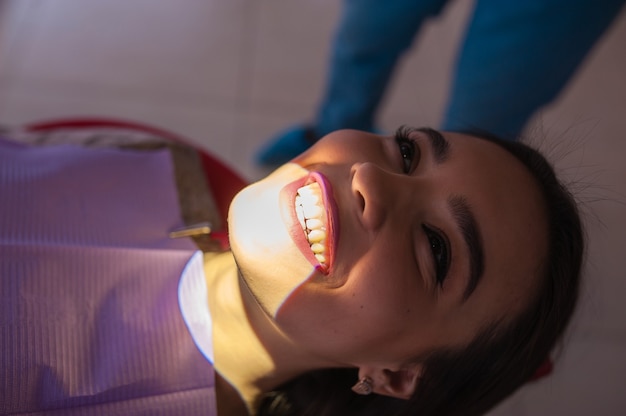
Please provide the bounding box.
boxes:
[445,133,549,318]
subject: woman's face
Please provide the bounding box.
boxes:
[228,128,548,367]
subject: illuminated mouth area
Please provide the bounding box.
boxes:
[294,182,329,267]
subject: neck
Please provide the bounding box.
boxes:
[202,252,333,413]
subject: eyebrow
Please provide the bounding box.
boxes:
[417,127,450,163]
[414,127,484,300]
[448,195,485,302]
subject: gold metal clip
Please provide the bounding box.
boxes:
[169,221,212,238]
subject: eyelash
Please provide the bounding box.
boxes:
[395,127,450,288]
[394,127,417,174]
[422,225,450,287]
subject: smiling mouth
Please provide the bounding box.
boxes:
[294,182,329,267]
[279,171,337,274]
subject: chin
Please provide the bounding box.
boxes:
[227,163,318,318]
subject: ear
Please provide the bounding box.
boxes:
[358,364,422,400]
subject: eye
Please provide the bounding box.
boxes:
[422,225,451,287]
[394,127,418,174]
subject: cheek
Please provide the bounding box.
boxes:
[337,252,442,352]
[274,256,426,359]
[346,264,425,336]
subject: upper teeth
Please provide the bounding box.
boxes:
[295,182,328,265]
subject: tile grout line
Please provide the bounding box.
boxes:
[230,0,261,168]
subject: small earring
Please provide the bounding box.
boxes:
[351,376,373,395]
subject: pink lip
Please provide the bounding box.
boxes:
[279,172,339,274]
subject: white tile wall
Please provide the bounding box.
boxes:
[1,1,625,414]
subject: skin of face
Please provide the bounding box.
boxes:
[228,128,549,370]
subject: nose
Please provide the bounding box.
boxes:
[351,162,397,232]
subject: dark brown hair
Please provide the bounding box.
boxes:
[257,132,584,416]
